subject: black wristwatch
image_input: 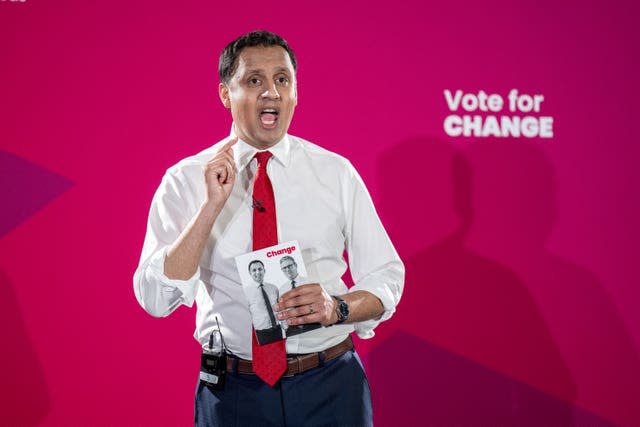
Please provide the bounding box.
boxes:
[332,295,349,325]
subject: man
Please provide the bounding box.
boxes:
[245,260,283,344]
[133,30,404,426]
[278,255,306,292]
[278,255,320,337]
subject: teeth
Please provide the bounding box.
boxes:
[262,109,277,113]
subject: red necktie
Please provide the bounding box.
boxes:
[251,151,286,386]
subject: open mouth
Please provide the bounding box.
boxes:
[260,108,279,127]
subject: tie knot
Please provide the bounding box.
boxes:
[255,151,272,168]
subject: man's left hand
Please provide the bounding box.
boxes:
[274,284,338,326]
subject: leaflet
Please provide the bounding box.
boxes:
[234,240,322,345]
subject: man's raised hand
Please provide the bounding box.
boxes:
[204,137,237,210]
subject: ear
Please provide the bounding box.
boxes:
[218,82,231,109]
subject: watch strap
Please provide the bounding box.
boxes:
[332,295,349,325]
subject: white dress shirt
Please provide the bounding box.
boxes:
[133,132,404,359]
[279,274,308,295]
[245,281,279,330]
[278,274,307,333]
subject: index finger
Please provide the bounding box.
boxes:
[217,137,238,155]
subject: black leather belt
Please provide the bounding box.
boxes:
[223,336,353,377]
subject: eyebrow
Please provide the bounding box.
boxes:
[245,67,292,76]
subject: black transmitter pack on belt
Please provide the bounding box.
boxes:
[199,317,227,390]
[200,351,226,390]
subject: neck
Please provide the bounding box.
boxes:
[233,127,286,151]
[247,140,279,150]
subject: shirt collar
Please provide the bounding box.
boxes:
[230,125,292,171]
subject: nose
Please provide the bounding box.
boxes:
[260,82,281,100]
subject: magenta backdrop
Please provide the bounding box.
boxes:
[1,0,639,426]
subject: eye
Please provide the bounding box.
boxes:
[276,76,289,85]
[248,77,261,86]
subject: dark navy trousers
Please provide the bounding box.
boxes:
[195,349,373,427]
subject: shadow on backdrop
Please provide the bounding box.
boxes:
[366,332,615,427]
[0,270,50,425]
[464,141,640,426]
[0,150,72,425]
[368,137,584,426]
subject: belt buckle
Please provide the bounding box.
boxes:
[282,355,304,377]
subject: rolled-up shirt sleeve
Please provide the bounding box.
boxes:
[342,161,405,338]
[133,168,202,318]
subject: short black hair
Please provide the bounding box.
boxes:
[248,259,265,272]
[219,30,297,84]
